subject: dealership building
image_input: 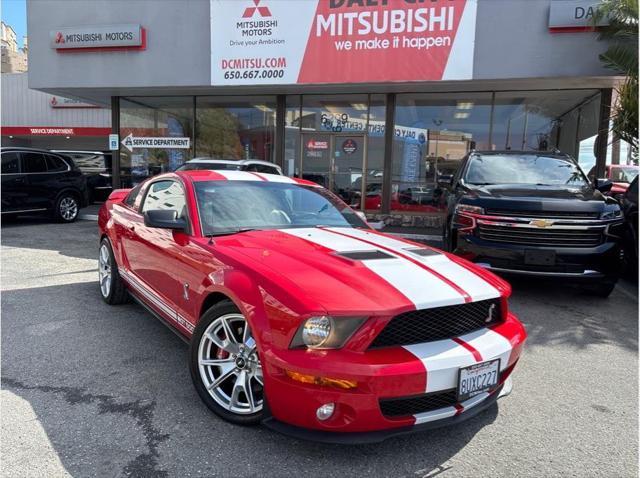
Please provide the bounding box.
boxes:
[27,0,625,234]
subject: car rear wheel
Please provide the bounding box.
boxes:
[99,238,128,305]
[55,193,79,223]
[190,301,264,425]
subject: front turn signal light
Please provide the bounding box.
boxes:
[285,370,357,390]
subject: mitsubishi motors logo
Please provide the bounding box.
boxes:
[54,32,65,43]
[242,0,271,18]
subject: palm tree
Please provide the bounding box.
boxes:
[594,0,638,158]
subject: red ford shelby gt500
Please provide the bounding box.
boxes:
[98,170,526,443]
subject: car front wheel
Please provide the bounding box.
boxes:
[98,238,128,305]
[190,301,264,425]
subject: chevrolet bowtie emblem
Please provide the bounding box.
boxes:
[530,219,554,228]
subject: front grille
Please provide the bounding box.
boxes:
[380,389,457,417]
[369,299,501,349]
[379,364,515,418]
[477,223,603,248]
[485,209,600,220]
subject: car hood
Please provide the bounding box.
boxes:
[211,227,503,314]
[462,184,612,213]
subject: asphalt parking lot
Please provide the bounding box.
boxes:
[1,218,638,478]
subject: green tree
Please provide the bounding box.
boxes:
[594,0,638,157]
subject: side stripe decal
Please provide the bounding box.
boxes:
[119,268,195,333]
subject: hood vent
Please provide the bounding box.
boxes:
[337,250,395,261]
[404,248,441,257]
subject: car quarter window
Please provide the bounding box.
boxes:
[22,152,48,173]
[124,184,143,209]
[141,180,187,218]
[44,154,68,172]
[1,152,20,174]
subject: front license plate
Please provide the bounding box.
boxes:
[457,359,500,402]
[524,249,556,266]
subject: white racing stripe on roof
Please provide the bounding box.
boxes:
[280,228,465,308]
[326,227,499,302]
[214,170,262,181]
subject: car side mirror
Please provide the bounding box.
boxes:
[144,209,187,230]
[595,178,613,194]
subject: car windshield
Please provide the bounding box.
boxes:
[194,181,368,235]
[178,162,242,171]
[464,154,588,187]
[610,166,639,184]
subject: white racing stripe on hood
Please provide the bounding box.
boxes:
[456,328,513,372]
[325,227,500,302]
[280,228,465,308]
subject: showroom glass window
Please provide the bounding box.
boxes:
[296,95,371,208]
[195,96,276,164]
[120,97,194,187]
[364,95,386,212]
[492,90,600,157]
[391,93,492,218]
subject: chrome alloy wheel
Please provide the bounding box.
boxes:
[198,314,263,415]
[59,196,78,221]
[98,243,112,298]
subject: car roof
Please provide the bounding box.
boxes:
[177,169,317,186]
[185,158,281,168]
[471,150,572,158]
[1,146,64,154]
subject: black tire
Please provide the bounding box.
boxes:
[54,192,80,223]
[99,238,128,305]
[581,281,616,298]
[189,300,264,425]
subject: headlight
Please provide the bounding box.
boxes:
[455,204,484,215]
[302,316,332,348]
[601,209,623,220]
[290,316,367,349]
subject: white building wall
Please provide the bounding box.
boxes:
[2,72,110,127]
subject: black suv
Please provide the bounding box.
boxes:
[1,147,89,222]
[52,150,113,203]
[444,151,624,297]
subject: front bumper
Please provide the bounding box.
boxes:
[454,232,622,282]
[260,314,525,437]
[262,379,511,444]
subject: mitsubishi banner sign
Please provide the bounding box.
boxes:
[210,0,477,85]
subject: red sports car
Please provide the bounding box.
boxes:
[98,170,526,443]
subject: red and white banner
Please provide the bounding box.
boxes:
[211,0,477,85]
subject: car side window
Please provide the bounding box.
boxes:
[22,153,48,173]
[257,165,279,175]
[44,154,68,172]
[141,180,187,219]
[1,152,21,174]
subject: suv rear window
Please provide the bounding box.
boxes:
[45,154,68,172]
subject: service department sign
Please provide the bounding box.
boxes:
[51,24,143,50]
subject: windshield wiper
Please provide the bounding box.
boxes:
[206,228,257,241]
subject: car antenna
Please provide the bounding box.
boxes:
[208,235,215,245]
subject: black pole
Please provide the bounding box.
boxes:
[382,93,395,214]
[594,89,612,179]
[111,96,121,189]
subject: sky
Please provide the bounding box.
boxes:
[1,0,27,49]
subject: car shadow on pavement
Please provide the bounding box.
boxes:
[1,217,98,261]
[2,281,499,478]
[506,277,638,353]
